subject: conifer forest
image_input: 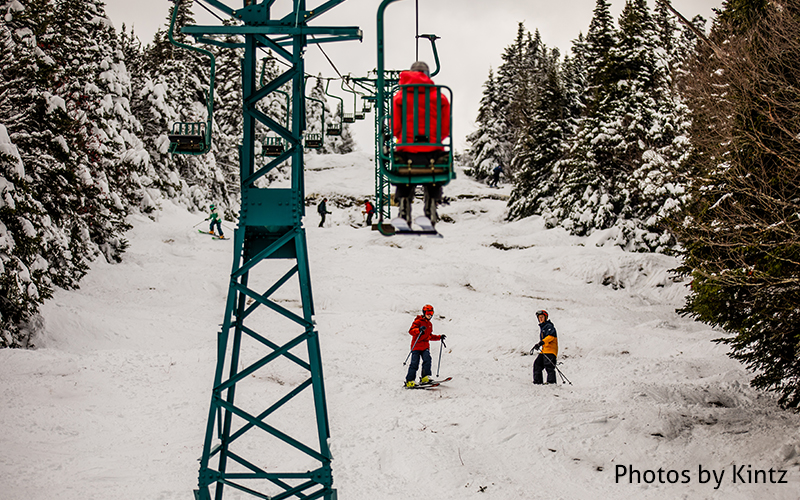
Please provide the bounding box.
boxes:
[2,0,800,408]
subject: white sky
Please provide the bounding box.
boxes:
[103,0,722,151]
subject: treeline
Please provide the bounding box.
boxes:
[468,0,800,408]
[0,0,352,347]
[467,0,700,253]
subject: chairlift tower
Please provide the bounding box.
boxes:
[175,2,361,500]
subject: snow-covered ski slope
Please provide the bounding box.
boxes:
[1,151,799,500]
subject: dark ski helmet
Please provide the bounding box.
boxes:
[410,60,430,76]
[210,203,216,209]
[535,310,548,321]
[422,304,434,315]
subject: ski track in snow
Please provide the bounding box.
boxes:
[1,152,799,500]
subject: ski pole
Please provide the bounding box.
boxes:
[532,348,572,385]
[192,219,206,228]
[436,338,446,377]
[403,328,424,365]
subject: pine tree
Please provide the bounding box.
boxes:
[305,75,326,154]
[52,0,159,259]
[531,0,689,251]
[321,97,355,155]
[493,22,531,174]
[213,18,244,206]
[543,0,620,237]
[0,125,48,347]
[508,45,570,220]
[465,68,504,180]
[672,0,800,408]
[0,0,116,345]
[136,0,228,210]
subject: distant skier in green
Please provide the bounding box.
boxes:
[207,203,224,238]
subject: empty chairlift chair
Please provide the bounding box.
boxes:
[262,136,286,157]
[169,121,209,154]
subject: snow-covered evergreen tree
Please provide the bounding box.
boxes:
[540,0,621,237]
[135,0,230,210]
[525,0,690,251]
[53,0,156,257]
[493,22,531,174]
[305,75,326,154]
[212,18,243,208]
[508,45,571,220]
[672,0,800,408]
[321,98,355,155]
[1,0,151,345]
[0,124,48,348]
[464,68,504,180]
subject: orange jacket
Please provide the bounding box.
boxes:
[392,70,450,153]
[538,320,558,356]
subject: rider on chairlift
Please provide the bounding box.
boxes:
[392,60,450,227]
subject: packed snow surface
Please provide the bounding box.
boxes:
[2,152,799,499]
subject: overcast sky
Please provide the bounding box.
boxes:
[104,0,723,151]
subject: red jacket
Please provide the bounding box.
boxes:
[392,70,450,153]
[408,315,442,351]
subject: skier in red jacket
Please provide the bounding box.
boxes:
[405,304,446,387]
[392,61,450,226]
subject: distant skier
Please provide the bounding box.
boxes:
[489,164,503,187]
[531,309,558,384]
[363,199,376,226]
[318,198,332,227]
[405,304,446,388]
[206,203,224,238]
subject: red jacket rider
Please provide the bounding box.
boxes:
[409,313,442,351]
[392,69,451,154]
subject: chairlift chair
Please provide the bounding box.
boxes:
[168,121,208,154]
[304,91,326,149]
[385,83,454,186]
[262,136,286,157]
[326,123,342,136]
[324,79,345,136]
[165,0,214,156]
[305,133,323,149]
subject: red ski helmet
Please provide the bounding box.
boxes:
[422,304,434,315]
[535,310,548,321]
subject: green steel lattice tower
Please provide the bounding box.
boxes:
[180,2,361,500]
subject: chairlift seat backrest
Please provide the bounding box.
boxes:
[169,121,208,153]
[262,136,286,157]
[393,83,451,155]
[381,81,454,186]
[305,133,323,149]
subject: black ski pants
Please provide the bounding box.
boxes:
[406,349,432,382]
[533,353,557,384]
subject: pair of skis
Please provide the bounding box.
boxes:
[390,216,442,238]
[404,376,452,390]
[198,229,228,240]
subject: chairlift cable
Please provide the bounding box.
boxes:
[313,35,358,94]
[416,1,423,60]
[194,0,226,23]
